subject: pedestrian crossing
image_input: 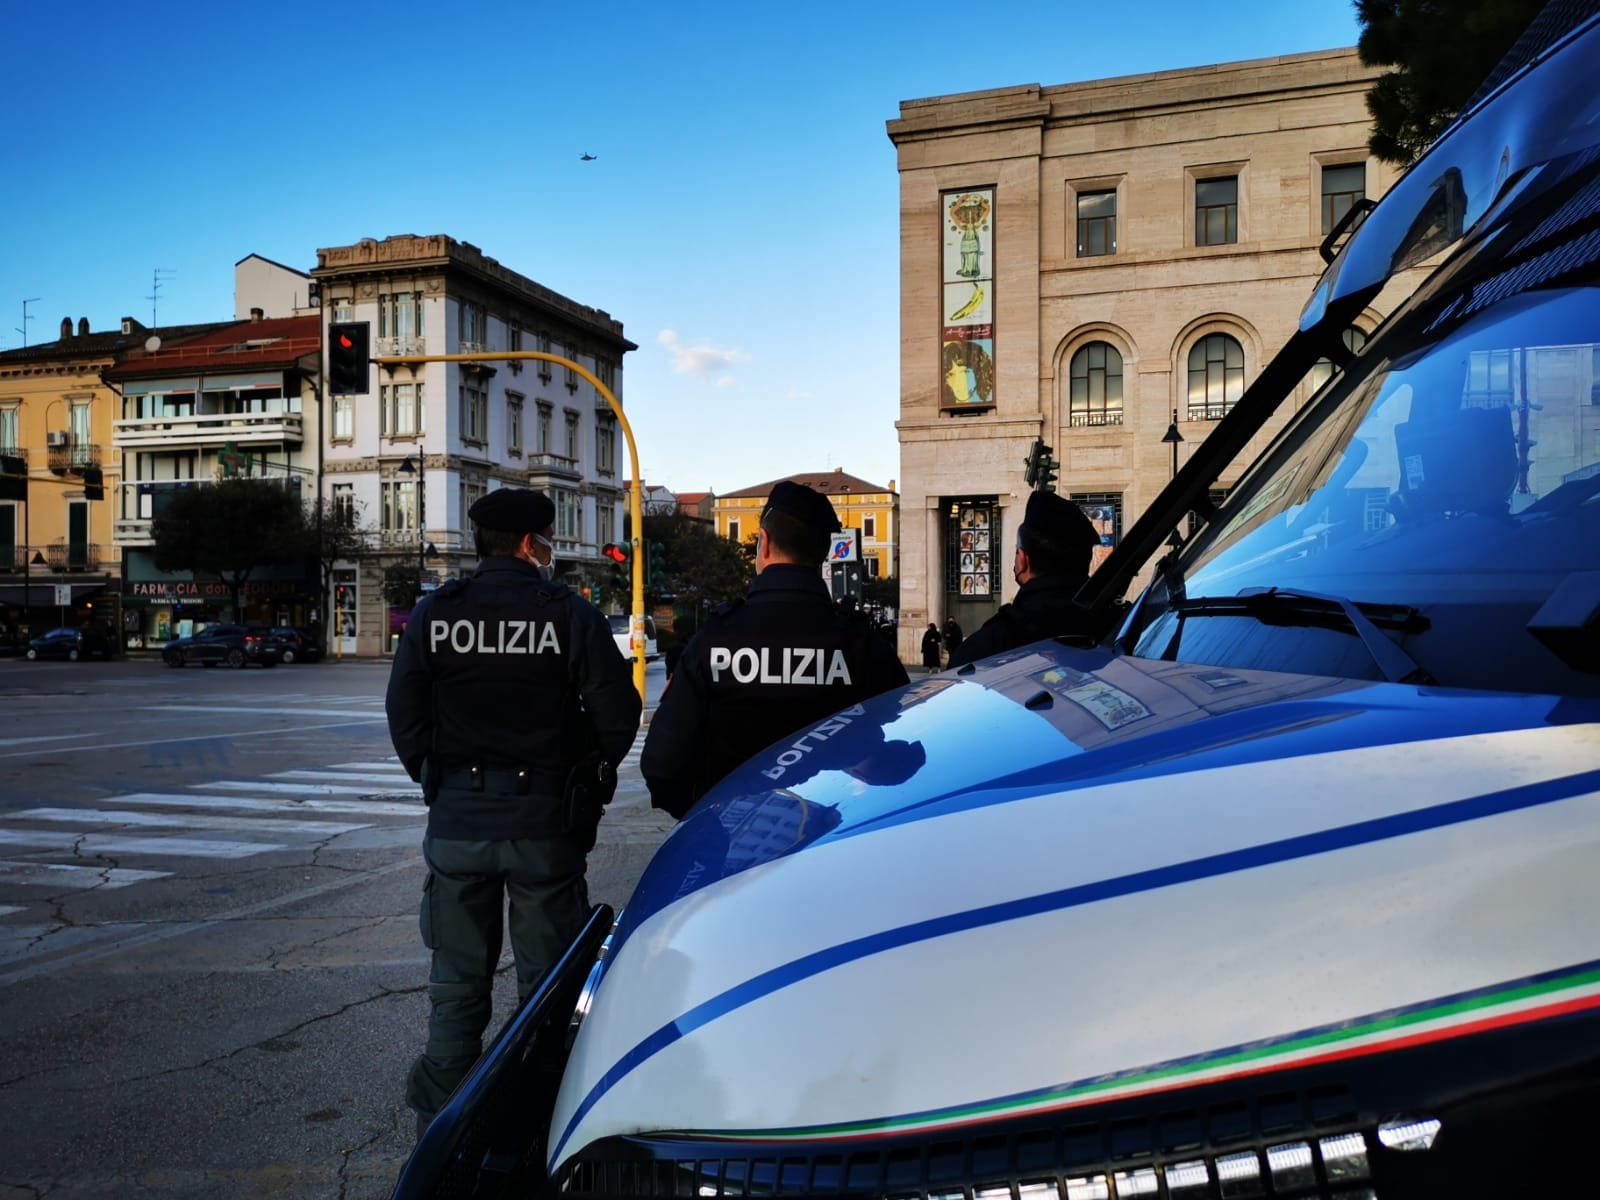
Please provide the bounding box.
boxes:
[0,760,424,925]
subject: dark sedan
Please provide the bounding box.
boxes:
[161,623,280,669]
[25,626,115,662]
[265,626,323,663]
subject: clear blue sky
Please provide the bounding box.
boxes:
[4,0,1362,497]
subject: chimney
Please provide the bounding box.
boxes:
[78,317,89,337]
[250,307,264,322]
[61,317,73,339]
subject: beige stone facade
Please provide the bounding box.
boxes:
[888,47,1404,661]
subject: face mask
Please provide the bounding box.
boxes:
[533,533,556,582]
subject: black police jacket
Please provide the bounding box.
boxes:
[384,557,641,840]
[640,563,909,818]
[946,572,1090,669]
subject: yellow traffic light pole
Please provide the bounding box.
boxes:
[375,350,647,702]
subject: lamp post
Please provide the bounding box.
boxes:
[397,454,436,602]
[1162,408,1184,479]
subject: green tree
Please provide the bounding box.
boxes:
[294,497,373,627]
[150,478,308,620]
[382,561,423,611]
[1357,0,1544,164]
[631,511,753,613]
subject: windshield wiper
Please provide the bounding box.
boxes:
[1171,587,1435,685]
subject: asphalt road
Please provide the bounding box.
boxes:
[0,654,672,1200]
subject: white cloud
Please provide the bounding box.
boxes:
[784,390,812,401]
[657,328,750,378]
[715,376,737,388]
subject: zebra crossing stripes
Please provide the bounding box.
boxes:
[0,830,291,858]
[0,861,169,889]
[11,807,370,836]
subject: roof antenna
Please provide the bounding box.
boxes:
[16,297,40,347]
[147,268,175,325]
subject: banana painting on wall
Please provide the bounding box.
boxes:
[942,188,995,409]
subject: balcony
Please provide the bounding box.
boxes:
[114,411,304,451]
[47,439,101,473]
[114,517,154,547]
[525,452,582,483]
[376,335,428,358]
[0,543,106,573]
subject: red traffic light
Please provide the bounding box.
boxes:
[602,543,628,564]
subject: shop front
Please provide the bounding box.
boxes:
[121,550,318,650]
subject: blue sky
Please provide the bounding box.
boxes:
[4,0,1362,497]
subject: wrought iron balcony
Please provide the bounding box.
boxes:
[47,440,101,473]
[41,542,104,572]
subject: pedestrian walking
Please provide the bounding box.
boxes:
[942,616,964,665]
[385,487,642,1139]
[641,480,910,818]
[947,489,1099,668]
[920,621,942,671]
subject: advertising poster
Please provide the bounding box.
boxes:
[941,189,996,410]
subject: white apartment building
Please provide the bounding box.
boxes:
[310,235,636,656]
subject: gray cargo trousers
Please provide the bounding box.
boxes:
[405,833,591,1122]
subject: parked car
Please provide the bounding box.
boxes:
[24,626,115,662]
[265,626,323,664]
[161,623,280,669]
[606,612,658,661]
[391,13,1600,1199]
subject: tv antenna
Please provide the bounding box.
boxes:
[147,268,175,325]
[16,297,40,347]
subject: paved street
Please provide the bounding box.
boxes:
[0,655,672,1200]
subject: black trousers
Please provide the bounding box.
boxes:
[405,832,590,1119]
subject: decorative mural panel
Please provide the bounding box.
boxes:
[941,189,995,411]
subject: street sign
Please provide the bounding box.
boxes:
[827,529,858,562]
[55,585,72,606]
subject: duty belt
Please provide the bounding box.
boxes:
[437,765,536,795]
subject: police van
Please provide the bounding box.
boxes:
[394,10,1600,1198]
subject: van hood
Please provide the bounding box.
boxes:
[550,641,1600,1170]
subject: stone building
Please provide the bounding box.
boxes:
[888,47,1406,662]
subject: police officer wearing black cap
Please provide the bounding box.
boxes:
[385,486,640,1137]
[641,479,909,818]
[946,489,1101,668]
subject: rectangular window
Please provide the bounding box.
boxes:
[381,480,418,532]
[597,503,615,546]
[564,344,579,391]
[461,480,486,536]
[332,483,354,522]
[460,381,488,443]
[458,302,486,352]
[0,504,15,568]
[333,300,353,322]
[595,357,615,394]
[862,514,877,540]
[0,405,18,452]
[508,325,523,373]
[555,488,580,540]
[1321,162,1366,235]
[537,331,553,381]
[596,419,616,475]
[728,518,741,543]
[1196,176,1238,246]
[70,402,92,468]
[537,403,552,454]
[1076,190,1117,257]
[507,395,523,454]
[381,383,424,437]
[332,394,354,440]
[865,556,880,578]
[378,292,423,347]
[564,411,579,460]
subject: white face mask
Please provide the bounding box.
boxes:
[532,532,556,582]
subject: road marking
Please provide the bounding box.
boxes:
[199,779,416,796]
[0,718,387,761]
[0,860,170,889]
[0,734,96,747]
[13,808,371,836]
[269,770,415,785]
[0,830,289,857]
[149,705,384,717]
[0,906,22,917]
[114,791,424,817]
[328,760,410,771]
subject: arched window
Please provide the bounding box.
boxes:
[1068,342,1124,427]
[1186,333,1245,420]
[1307,326,1370,394]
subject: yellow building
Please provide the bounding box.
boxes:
[714,469,899,581]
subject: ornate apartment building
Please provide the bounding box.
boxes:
[310,235,637,656]
[714,469,899,583]
[889,47,1407,662]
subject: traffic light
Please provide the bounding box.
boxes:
[82,466,104,500]
[328,321,370,395]
[1037,445,1059,492]
[647,540,666,585]
[601,542,629,564]
[1023,438,1044,487]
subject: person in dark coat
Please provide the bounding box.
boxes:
[941,616,964,664]
[920,622,942,670]
[385,487,641,1138]
[642,480,910,818]
[947,489,1100,669]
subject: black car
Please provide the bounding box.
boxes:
[161,623,280,669]
[265,626,323,663]
[25,626,115,662]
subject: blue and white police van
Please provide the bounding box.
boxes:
[395,8,1600,1197]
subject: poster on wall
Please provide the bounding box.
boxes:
[941,189,995,411]
[957,504,993,594]
[1082,503,1117,572]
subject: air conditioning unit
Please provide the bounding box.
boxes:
[47,431,69,447]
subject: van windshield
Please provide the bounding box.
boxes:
[1134,286,1600,697]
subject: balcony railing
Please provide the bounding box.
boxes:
[0,543,105,572]
[114,411,304,450]
[525,452,582,481]
[0,446,26,463]
[377,335,428,357]
[47,441,101,472]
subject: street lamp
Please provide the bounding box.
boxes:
[1161,408,1184,478]
[397,454,434,598]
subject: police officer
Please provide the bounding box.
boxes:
[642,480,909,818]
[947,489,1101,668]
[385,487,641,1137]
